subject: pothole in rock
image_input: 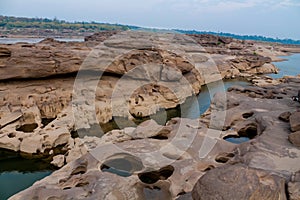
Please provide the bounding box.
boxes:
[215,152,235,163]
[202,165,215,172]
[224,123,258,144]
[100,153,144,177]
[8,133,16,138]
[16,123,38,133]
[242,112,254,119]
[71,164,87,176]
[41,117,56,127]
[150,128,171,140]
[70,130,79,138]
[223,135,250,144]
[237,123,258,139]
[138,165,174,184]
[150,135,169,140]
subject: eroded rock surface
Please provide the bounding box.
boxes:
[10,76,300,200]
[1,31,300,200]
[193,76,300,200]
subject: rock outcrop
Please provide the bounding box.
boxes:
[192,76,300,200]
[10,75,300,200]
[1,30,300,199]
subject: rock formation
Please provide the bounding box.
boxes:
[0,30,300,199]
[9,75,300,200]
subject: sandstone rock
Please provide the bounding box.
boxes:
[288,171,300,200]
[84,31,119,42]
[16,112,39,133]
[288,182,300,200]
[43,127,70,148]
[129,119,164,139]
[0,47,11,57]
[290,112,300,132]
[51,155,65,168]
[192,164,287,200]
[0,111,22,129]
[189,34,233,47]
[3,31,300,199]
[20,134,44,154]
[10,118,236,199]
[65,138,88,163]
[161,66,183,81]
[288,131,300,147]
[203,77,300,178]
[0,134,21,152]
[279,111,291,122]
[100,129,132,144]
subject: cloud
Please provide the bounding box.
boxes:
[163,0,300,13]
[276,0,300,7]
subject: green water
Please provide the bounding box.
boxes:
[99,79,251,133]
[0,150,54,200]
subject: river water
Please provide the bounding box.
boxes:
[0,37,84,44]
[0,150,54,200]
[270,53,300,79]
[0,37,298,199]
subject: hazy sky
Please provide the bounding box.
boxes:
[1,0,300,39]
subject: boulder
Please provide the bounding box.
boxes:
[279,111,291,122]
[51,155,65,168]
[129,119,164,139]
[192,164,287,200]
[288,131,300,147]
[290,112,300,132]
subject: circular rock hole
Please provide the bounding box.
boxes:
[41,117,56,127]
[8,133,16,138]
[215,152,235,163]
[225,123,258,144]
[138,165,174,184]
[238,124,258,139]
[242,112,254,119]
[16,123,38,133]
[223,135,250,144]
[202,165,215,172]
[100,153,143,177]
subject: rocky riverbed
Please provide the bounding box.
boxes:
[0,30,300,199]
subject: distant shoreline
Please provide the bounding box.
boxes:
[1,15,300,45]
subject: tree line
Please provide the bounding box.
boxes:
[0,16,132,31]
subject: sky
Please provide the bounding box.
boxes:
[0,0,300,40]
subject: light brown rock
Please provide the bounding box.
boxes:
[51,155,65,168]
[288,182,300,200]
[288,131,300,147]
[290,112,300,132]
